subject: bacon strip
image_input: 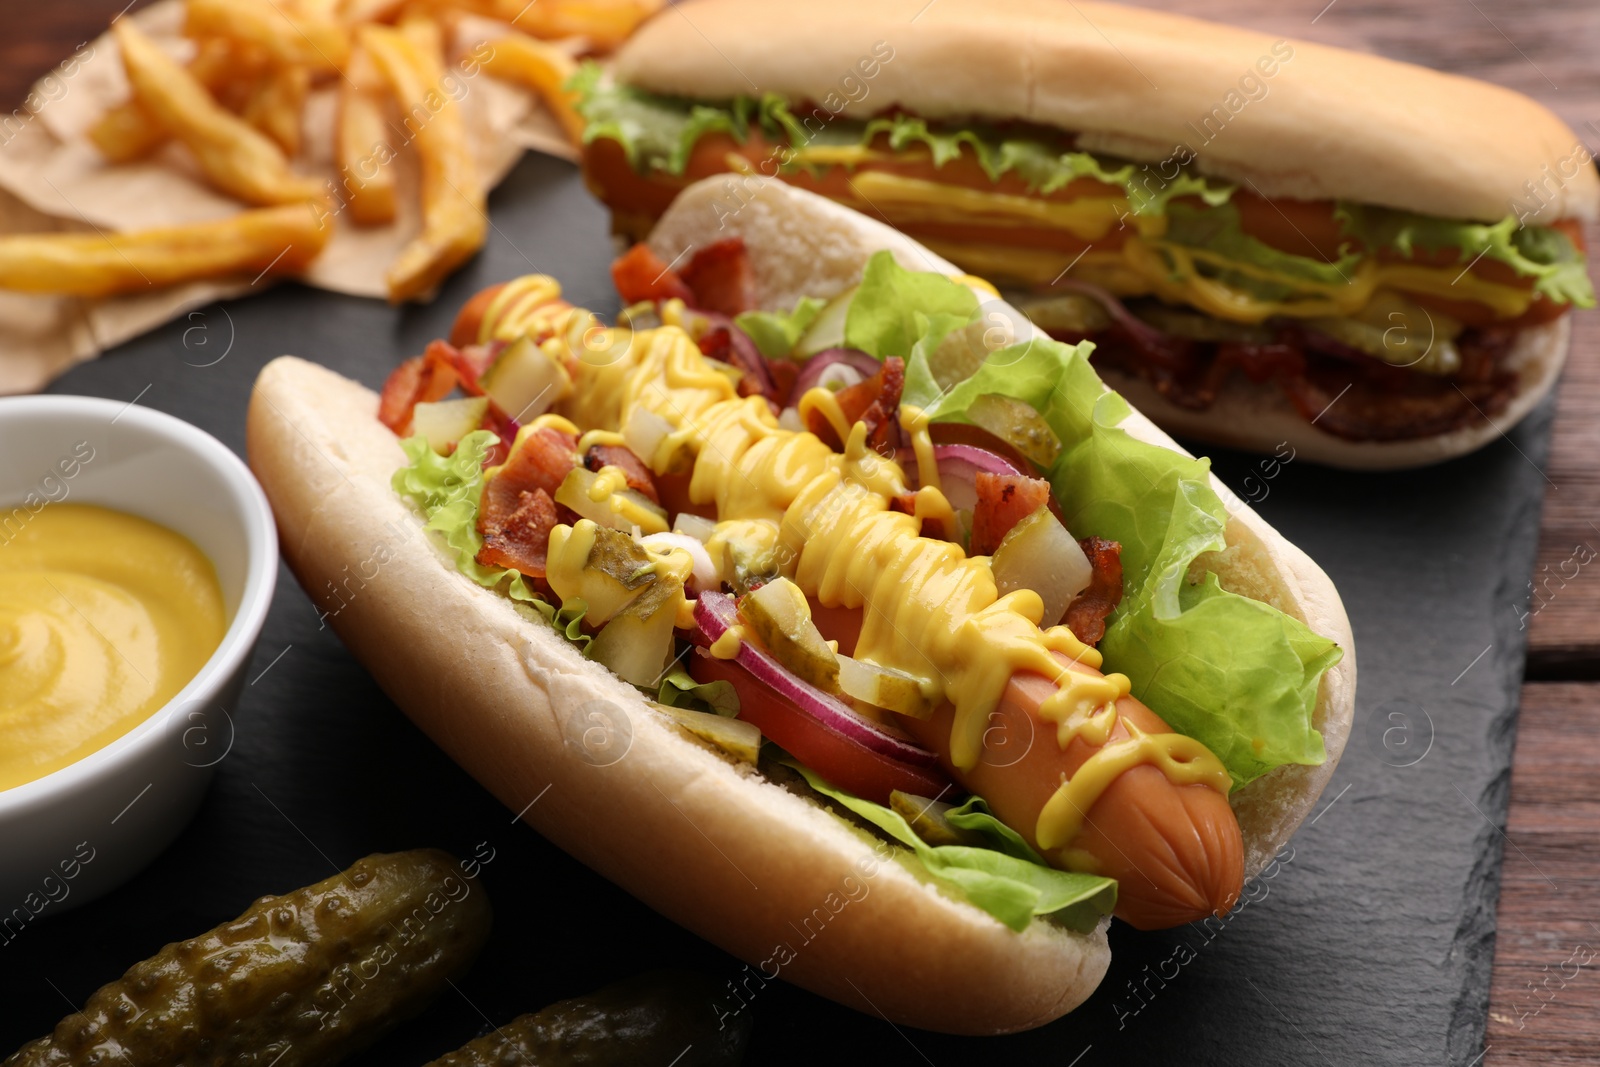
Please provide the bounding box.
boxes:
[611,242,695,305]
[376,338,510,438]
[481,426,577,526]
[969,472,1053,557]
[680,237,756,316]
[584,443,659,504]
[1064,537,1123,645]
[804,356,905,452]
[1081,315,1518,443]
[477,486,559,578]
[890,493,957,543]
[377,347,458,435]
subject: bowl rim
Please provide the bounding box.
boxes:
[0,394,278,815]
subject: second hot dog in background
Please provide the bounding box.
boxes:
[580,0,1598,468]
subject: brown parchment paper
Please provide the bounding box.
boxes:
[0,0,582,394]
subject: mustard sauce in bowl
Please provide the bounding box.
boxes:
[0,504,225,792]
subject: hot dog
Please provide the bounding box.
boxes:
[248,177,1355,1033]
[577,0,1597,469]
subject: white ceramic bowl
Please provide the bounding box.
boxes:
[0,395,276,915]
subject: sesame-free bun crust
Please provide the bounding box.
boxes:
[616,0,1597,226]
[247,179,1354,1032]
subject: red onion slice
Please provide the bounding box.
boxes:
[1049,279,1173,351]
[896,444,1030,512]
[792,348,881,397]
[693,591,939,768]
[694,312,777,399]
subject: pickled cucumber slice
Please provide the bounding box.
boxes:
[739,578,840,692]
[424,971,751,1067]
[3,850,491,1067]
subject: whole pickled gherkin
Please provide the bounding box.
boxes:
[4,849,492,1067]
[426,971,751,1066]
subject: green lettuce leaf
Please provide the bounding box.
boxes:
[1162,200,1365,296]
[943,796,1048,863]
[861,114,1233,213]
[570,62,749,175]
[572,69,1233,213]
[846,252,979,357]
[1336,202,1595,308]
[392,431,537,603]
[735,296,824,358]
[787,762,1116,932]
[657,664,740,717]
[874,253,1341,786]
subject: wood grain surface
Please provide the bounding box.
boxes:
[2,2,1597,1063]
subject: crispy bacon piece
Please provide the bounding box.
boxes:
[611,243,695,305]
[969,472,1053,557]
[891,493,957,542]
[377,347,458,435]
[376,338,512,438]
[1065,537,1123,645]
[698,315,778,400]
[804,356,905,452]
[477,486,559,578]
[681,237,756,316]
[481,426,578,528]
[1085,310,1522,443]
[584,443,660,504]
[767,357,799,408]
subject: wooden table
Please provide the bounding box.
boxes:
[3,2,1596,1062]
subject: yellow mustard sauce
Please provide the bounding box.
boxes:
[815,169,1539,320]
[0,504,225,791]
[491,276,1235,858]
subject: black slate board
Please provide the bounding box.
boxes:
[0,154,1546,1065]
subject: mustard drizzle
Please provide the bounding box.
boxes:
[505,276,1230,858]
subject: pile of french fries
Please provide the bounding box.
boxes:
[0,0,658,303]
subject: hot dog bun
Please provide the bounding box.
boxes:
[617,0,1596,227]
[247,179,1356,1032]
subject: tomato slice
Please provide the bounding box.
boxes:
[688,649,950,805]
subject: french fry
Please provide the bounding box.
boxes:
[0,203,330,297]
[243,63,311,156]
[88,101,169,164]
[361,22,487,302]
[114,21,324,205]
[336,45,398,226]
[496,0,664,51]
[479,31,584,146]
[89,37,247,163]
[185,0,351,74]
[338,0,403,23]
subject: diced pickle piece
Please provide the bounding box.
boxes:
[555,465,670,535]
[890,790,987,848]
[793,285,856,357]
[653,703,762,765]
[547,520,657,625]
[739,577,840,692]
[965,393,1062,470]
[587,577,683,687]
[482,335,570,421]
[3,850,491,1067]
[424,970,752,1067]
[413,397,488,453]
[990,506,1092,627]
[837,654,931,718]
[1013,292,1114,336]
[1306,290,1464,376]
